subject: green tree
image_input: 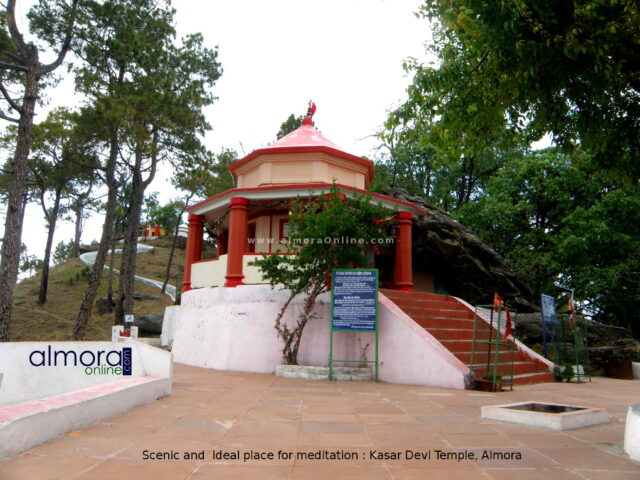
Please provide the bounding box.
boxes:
[53,239,75,265]
[161,148,238,294]
[251,184,395,365]
[26,108,96,304]
[0,0,79,341]
[71,0,222,338]
[19,243,42,277]
[410,0,640,180]
[557,188,640,335]
[276,113,303,139]
[456,148,597,297]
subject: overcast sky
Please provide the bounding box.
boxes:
[5,0,432,264]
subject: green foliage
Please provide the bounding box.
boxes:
[455,148,640,335]
[410,0,640,180]
[19,244,42,277]
[276,114,303,139]
[148,200,183,231]
[557,187,640,333]
[251,184,395,364]
[53,240,75,265]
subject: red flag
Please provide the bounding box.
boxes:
[568,295,576,330]
[493,293,512,338]
[310,102,317,117]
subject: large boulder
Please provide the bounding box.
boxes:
[384,187,536,311]
[135,313,164,335]
[514,312,640,377]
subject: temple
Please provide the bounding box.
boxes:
[182,113,423,292]
[163,106,554,390]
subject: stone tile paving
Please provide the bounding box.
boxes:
[1,363,638,479]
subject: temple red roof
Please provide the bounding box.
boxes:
[229,119,375,180]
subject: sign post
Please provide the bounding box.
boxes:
[541,294,557,359]
[329,269,379,382]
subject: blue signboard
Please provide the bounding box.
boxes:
[541,294,557,323]
[331,269,378,331]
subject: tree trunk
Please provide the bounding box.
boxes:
[38,188,62,304]
[0,48,39,341]
[115,144,149,323]
[72,198,85,258]
[106,239,115,313]
[73,133,119,340]
[161,201,188,294]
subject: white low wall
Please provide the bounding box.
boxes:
[192,256,227,288]
[0,341,171,406]
[167,286,469,388]
[0,341,172,460]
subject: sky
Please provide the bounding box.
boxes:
[4,0,432,266]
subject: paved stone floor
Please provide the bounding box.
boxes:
[1,363,639,479]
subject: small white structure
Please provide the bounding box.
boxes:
[624,404,640,462]
[481,401,609,431]
[0,341,172,460]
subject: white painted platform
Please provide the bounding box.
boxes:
[164,285,469,389]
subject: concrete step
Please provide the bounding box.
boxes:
[380,289,453,302]
[507,371,555,385]
[455,350,528,364]
[381,288,554,386]
[470,361,546,376]
[383,298,464,310]
[411,316,476,329]
[401,307,473,320]
[423,327,493,341]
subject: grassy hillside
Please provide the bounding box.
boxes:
[8,237,202,341]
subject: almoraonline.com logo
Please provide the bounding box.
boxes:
[28,346,132,376]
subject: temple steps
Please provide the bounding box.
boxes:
[380,289,553,386]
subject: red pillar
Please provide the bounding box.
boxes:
[394,211,414,291]
[183,214,204,292]
[218,231,228,256]
[225,197,250,287]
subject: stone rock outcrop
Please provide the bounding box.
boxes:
[135,313,164,335]
[384,187,536,311]
[514,312,640,377]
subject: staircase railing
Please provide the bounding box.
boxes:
[470,305,516,391]
[552,314,591,383]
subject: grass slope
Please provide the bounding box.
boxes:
[9,237,191,341]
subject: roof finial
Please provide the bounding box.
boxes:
[302,100,316,126]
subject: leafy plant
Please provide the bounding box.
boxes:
[251,183,395,365]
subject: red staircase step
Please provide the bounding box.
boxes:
[423,328,492,341]
[472,361,545,377]
[381,289,553,387]
[455,350,525,364]
[400,307,473,320]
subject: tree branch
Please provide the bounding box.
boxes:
[40,0,79,75]
[6,0,27,52]
[0,111,19,122]
[0,61,27,72]
[0,82,23,113]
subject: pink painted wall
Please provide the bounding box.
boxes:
[169,286,470,389]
